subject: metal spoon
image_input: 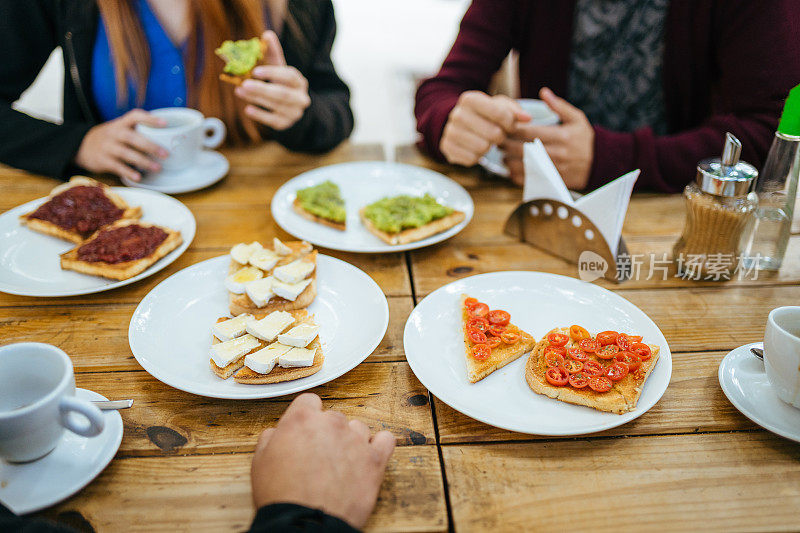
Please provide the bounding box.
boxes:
[750,347,764,360]
[92,399,134,410]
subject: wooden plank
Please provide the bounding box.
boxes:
[443,432,800,532]
[73,364,433,453]
[38,445,447,533]
[434,350,757,444]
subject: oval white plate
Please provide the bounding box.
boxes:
[404,271,672,436]
[271,161,474,253]
[121,150,229,194]
[719,342,800,443]
[0,388,123,515]
[0,188,196,297]
[129,254,389,399]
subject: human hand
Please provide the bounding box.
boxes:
[73,109,168,182]
[501,87,594,189]
[235,30,311,131]
[440,91,531,166]
[251,393,396,529]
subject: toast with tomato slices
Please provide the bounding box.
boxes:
[525,327,660,414]
[461,294,536,383]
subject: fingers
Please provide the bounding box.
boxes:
[443,123,492,157]
[121,130,168,159]
[441,139,483,166]
[108,160,141,182]
[370,431,396,466]
[448,106,505,146]
[114,145,161,173]
[119,109,165,128]
[244,104,295,131]
[539,87,582,123]
[505,157,525,187]
[238,79,310,110]
[459,91,521,132]
[285,392,323,417]
[512,123,567,145]
[348,419,371,441]
[251,66,307,89]
[261,30,286,66]
[255,428,276,454]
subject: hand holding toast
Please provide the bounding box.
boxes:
[251,393,395,529]
[235,30,311,131]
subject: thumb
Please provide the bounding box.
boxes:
[261,30,286,66]
[539,87,582,123]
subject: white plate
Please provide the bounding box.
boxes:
[404,271,672,436]
[0,388,123,515]
[0,188,195,297]
[719,342,800,443]
[121,150,229,194]
[129,254,389,399]
[271,161,474,253]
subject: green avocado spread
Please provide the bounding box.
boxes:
[363,194,453,234]
[215,38,264,76]
[296,181,346,223]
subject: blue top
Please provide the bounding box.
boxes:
[91,0,188,121]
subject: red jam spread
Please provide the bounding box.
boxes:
[28,185,124,236]
[77,224,168,264]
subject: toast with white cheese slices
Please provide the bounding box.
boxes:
[234,336,323,384]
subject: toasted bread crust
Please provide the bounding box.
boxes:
[234,337,324,384]
[292,199,346,231]
[360,209,466,245]
[59,219,182,281]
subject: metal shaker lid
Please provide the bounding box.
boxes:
[696,132,758,196]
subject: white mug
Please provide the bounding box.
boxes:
[0,343,105,463]
[136,107,226,172]
[764,306,800,409]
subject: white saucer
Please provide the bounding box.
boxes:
[719,343,800,443]
[121,150,229,194]
[479,146,510,178]
[0,388,123,515]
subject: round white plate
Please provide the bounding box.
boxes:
[121,150,229,194]
[129,254,389,399]
[719,342,800,443]
[0,388,123,515]
[0,188,195,297]
[404,271,672,436]
[271,161,474,253]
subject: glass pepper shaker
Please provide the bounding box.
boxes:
[673,133,758,280]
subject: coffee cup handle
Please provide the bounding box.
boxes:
[202,118,226,149]
[59,396,105,437]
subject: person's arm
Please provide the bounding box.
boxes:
[588,0,800,193]
[0,502,77,532]
[414,0,521,160]
[0,0,93,179]
[249,503,359,532]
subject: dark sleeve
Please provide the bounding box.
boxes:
[588,0,800,193]
[0,503,77,533]
[0,0,93,179]
[249,503,360,533]
[414,0,518,160]
[271,0,353,153]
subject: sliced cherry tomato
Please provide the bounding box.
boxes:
[564,359,584,374]
[547,332,569,347]
[567,347,589,362]
[487,310,511,326]
[487,325,506,337]
[464,297,479,309]
[616,333,641,351]
[589,375,612,392]
[467,317,489,331]
[486,336,501,349]
[471,344,491,360]
[545,366,569,386]
[544,351,565,368]
[544,345,566,357]
[596,331,619,346]
[615,351,641,372]
[578,338,600,353]
[596,344,620,360]
[630,335,643,342]
[468,329,488,344]
[469,303,490,317]
[500,332,520,344]
[568,372,590,389]
[630,342,652,360]
[569,325,591,341]
[605,361,629,381]
[582,360,604,376]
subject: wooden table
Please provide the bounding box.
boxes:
[2,142,799,532]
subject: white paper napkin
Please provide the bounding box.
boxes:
[522,140,640,257]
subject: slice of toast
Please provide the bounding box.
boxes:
[524,327,660,414]
[292,199,346,231]
[461,294,536,383]
[60,219,182,281]
[234,337,324,384]
[217,37,268,86]
[20,176,142,243]
[360,209,465,246]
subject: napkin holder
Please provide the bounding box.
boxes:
[503,198,631,282]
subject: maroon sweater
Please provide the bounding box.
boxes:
[415,0,800,192]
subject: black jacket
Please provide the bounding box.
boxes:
[0,0,354,179]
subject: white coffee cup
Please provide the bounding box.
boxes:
[0,343,105,463]
[136,107,226,172]
[764,306,800,409]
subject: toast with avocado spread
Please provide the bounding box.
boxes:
[359,194,465,245]
[292,181,347,231]
[215,37,267,85]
